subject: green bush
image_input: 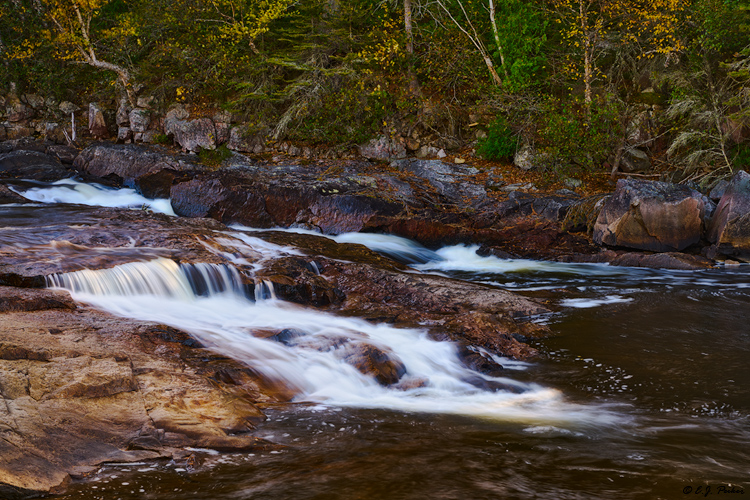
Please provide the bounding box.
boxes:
[536,96,623,178]
[476,117,518,161]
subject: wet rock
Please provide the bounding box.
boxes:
[707,170,750,259]
[559,250,713,270]
[267,329,307,346]
[45,145,79,165]
[74,143,204,198]
[88,102,109,139]
[0,185,28,204]
[391,158,485,207]
[456,345,504,377]
[593,179,705,252]
[0,286,272,498]
[359,136,406,161]
[337,342,407,386]
[259,257,345,307]
[0,150,70,181]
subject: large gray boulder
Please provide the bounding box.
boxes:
[164,106,216,152]
[707,170,750,259]
[593,179,705,252]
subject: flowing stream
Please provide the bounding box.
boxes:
[6,182,750,499]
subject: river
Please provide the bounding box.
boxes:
[5,180,749,499]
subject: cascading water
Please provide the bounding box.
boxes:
[47,257,619,426]
[9,179,176,215]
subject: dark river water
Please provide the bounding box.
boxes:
[2,182,747,500]
[52,260,750,500]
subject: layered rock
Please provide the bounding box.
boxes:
[0,286,271,499]
[593,179,705,252]
[73,143,206,198]
[707,170,750,259]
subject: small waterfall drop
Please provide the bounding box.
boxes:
[11,179,175,215]
[47,258,621,426]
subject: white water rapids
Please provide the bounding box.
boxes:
[18,179,624,424]
[9,179,176,215]
[47,257,620,426]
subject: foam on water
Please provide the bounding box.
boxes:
[11,179,175,215]
[415,244,629,276]
[230,224,440,265]
[48,258,621,426]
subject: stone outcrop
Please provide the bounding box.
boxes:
[593,179,705,252]
[73,143,206,198]
[0,149,71,181]
[164,106,217,152]
[707,170,750,259]
[0,286,271,499]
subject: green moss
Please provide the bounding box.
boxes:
[198,145,233,167]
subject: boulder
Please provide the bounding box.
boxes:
[116,98,130,127]
[88,102,109,139]
[5,125,33,140]
[0,150,70,181]
[359,136,406,161]
[391,158,485,207]
[6,94,34,122]
[707,170,750,259]
[709,180,729,202]
[21,94,45,110]
[619,147,651,173]
[73,143,203,198]
[166,117,216,152]
[337,342,407,386]
[128,108,151,134]
[593,179,705,252]
[117,126,132,143]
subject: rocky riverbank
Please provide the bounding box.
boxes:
[0,137,748,497]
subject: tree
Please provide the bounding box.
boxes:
[551,0,689,104]
[196,0,296,55]
[42,0,137,105]
[433,0,504,86]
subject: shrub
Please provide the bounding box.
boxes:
[476,117,518,161]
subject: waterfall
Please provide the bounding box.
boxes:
[47,258,620,425]
[10,179,175,215]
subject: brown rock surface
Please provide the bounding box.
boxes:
[593,179,705,252]
[0,286,272,499]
